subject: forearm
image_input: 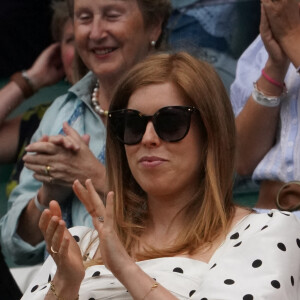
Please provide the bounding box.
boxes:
[17,195,44,245]
[16,184,64,245]
[45,276,81,300]
[90,162,107,195]
[116,263,178,300]
[235,59,286,175]
[0,116,21,163]
[0,81,24,125]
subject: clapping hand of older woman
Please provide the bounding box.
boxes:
[23,122,106,193]
[1,0,171,268]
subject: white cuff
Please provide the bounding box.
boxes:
[33,194,48,212]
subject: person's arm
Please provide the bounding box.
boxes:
[234,3,289,176]
[0,165,46,265]
[73,179,179,300]
[0,43,64,163]
[22,221,89,300]
[0,98,70,263]
[16,184,72,246]
[16,135,73,246]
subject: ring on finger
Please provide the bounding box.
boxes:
[50,246,59,254]
[98,216,104,223]
[45,165,51,176]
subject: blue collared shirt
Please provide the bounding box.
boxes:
[0,72,106,265]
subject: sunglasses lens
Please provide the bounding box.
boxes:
[156,107,191,142]
[110,106,195,145]
[110,110,145,145]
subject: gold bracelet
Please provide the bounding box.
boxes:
[50,281,79,300]
[142,282,159,300]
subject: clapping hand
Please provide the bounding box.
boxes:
[39,200,85,285]
[261,0,300,47]
[23,122,105,191]
[260,2,289,69]
[73,179,134,276]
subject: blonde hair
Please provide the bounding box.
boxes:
[105,52,236,260]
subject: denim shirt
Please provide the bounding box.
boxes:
[0,72,107,265]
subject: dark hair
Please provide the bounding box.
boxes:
[106,52,236,259]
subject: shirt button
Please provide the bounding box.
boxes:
[287,166,294,173]
[288,141,294,147]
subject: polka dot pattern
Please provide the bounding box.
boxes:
[24,211,300,300]
[31,285,39,293]
[224,279,235,285]
[73,235,80,242]
[244,224,251,230]
[271,280,281,289]
[173,267,184,274]
[230,232,239,240]
[280,212,290,217]
[252,259,262,268]
[233,241,242,247]
[92,271,101,277]
[277,243,286,251]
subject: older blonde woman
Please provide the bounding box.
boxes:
[1,0,171,266]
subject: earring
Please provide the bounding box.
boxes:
[150,40,156,47]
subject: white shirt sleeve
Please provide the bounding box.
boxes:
[230,35,269,116]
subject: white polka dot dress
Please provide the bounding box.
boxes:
[22,210,300,299]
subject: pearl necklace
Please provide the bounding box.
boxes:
[91,81,109,117]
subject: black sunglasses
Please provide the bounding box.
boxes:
[108,106,199,145]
